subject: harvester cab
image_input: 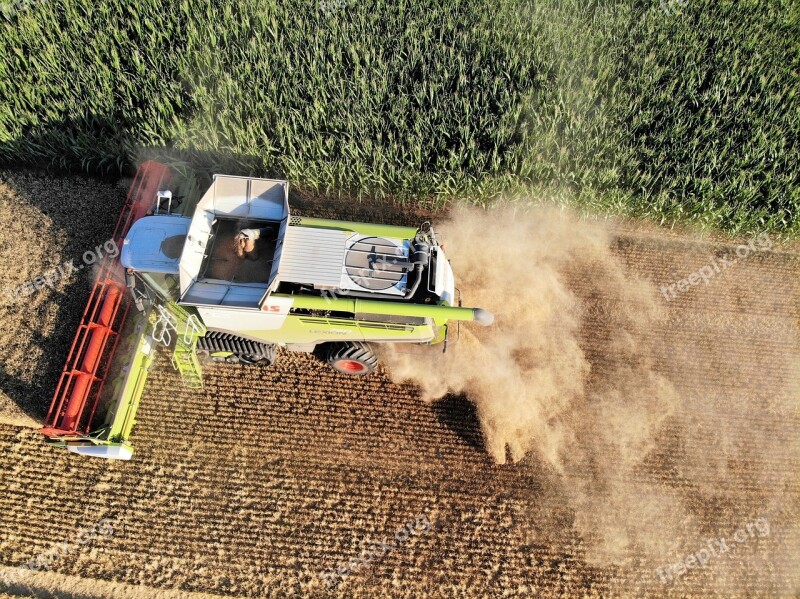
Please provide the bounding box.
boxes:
[39,162,493,460]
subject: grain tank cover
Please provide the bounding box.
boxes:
[207,175,289,220]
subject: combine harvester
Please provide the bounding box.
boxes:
[39,162,493,460]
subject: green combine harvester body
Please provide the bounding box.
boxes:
[39,163,492,460]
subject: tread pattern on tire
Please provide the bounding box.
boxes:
[326,342,378,373]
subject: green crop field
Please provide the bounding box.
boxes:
[0,0,797,235]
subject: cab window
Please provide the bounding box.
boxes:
[140,272,180,301]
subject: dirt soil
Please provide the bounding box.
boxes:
[0,170,798,598]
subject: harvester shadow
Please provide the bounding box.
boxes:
[431,394,484,453]
[0,361,46,423]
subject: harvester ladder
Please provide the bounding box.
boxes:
[161,303,206,389]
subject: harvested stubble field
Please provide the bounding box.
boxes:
[0,171,799,598]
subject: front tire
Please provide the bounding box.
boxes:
[325,342,378,375]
